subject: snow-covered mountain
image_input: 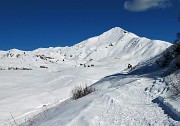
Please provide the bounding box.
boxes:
[0,27,179,126]
[0,27,170,70]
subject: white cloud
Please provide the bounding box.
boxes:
[124,0,172,12]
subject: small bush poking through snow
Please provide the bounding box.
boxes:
[172,81,180,95]
[167,75,180,96]
[71,85,95,100]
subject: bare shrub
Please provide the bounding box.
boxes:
[71,85,95,100]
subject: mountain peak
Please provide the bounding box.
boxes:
[102,27,126,35]
[107,27,125,32]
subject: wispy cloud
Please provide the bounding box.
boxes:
[124,0,172,12]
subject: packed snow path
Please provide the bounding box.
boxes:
[90,78,171,126]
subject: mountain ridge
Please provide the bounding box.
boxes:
[0,27,171,70]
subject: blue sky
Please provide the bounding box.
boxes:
[0,0,179,51]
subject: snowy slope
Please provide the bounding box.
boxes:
[1,27,179,126]
[22,76,179,126]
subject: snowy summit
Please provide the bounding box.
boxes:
[0,27,180,126]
